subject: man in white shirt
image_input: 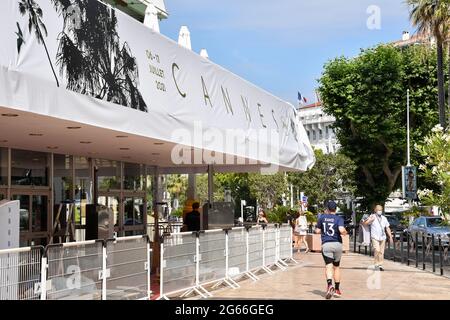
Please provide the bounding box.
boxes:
[362,205,392,271]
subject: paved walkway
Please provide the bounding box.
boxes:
[205,251,450,300]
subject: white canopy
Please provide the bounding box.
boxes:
[0,0,315,173]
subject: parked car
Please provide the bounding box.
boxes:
[384,215,407,239]
[407,216,450,246]
[336,213,354,235]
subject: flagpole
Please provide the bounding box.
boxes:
[407,89,411,166]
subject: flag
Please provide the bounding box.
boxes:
[298,92,308,105]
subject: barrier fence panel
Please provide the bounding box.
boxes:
[198,230,227,288]
[0,246,43,300]
[160,232,197,299]
[46,240,104,300]
[227,228,247,278]
[105,236,150,300]
[263,225,279,270]
[248,226,264,273]
[278,224,295,264]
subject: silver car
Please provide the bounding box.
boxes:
[408,216,450,246]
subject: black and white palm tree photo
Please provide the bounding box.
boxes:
[50,0,148,112]
[18,0,60,87]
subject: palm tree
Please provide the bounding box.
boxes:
[51,0,148,112]
[407,0,449,128]
[19,0,60,87]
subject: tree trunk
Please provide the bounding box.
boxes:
[437,40,445,128]
[448,42,450,127]
[39,31,60,88]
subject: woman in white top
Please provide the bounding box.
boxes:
[294,209,309,253]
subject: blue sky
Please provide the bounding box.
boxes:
[160,0,414,106]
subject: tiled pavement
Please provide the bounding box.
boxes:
[199,251,450,300]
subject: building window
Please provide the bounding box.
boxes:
[75,156,92,226]
[11,149,49,186]
[312,130,316,141]
[319,129,323,140]
[96,159,121,190]
[325,126,329,139]
[0,148,7,186]
[124,197,144,226]
[123,163,145,191]
[53,154,73,204]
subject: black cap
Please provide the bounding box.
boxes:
[326,200,337,211]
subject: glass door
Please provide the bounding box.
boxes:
[12,191,50,247]
[98,192,121,236]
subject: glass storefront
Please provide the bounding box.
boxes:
[124,197,144,226]
[31,195,48,232]
[11,149,49,186]
[13,194,30,232]
[124,163,145,191]
[2,148,148,244]
[0,147,7,186]
[98,195,120,227]
[74,156,92,225]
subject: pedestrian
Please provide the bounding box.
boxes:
[362,204,392,271]
[315,200,347,299]
[294,208,309,253]
[257,208,268,225]
[183,202,201,231]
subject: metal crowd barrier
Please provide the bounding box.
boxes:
[45,240,104,300]
[158,224,298,299]
[278,224,296,265]
[159,232,198,300]
[105,235,151,300]
[0,246,43,300]
[263,225,284,272]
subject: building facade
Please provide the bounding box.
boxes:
[298,102,339,154]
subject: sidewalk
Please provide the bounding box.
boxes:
[206,251,450,300]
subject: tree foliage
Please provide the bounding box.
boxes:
[416,125,450,218]
[319,44,440,209]
[288,149,357,210]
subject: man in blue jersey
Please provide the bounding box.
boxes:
[315,200,347,299]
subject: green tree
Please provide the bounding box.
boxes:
[416,124,450,219]
[248,172,288,209]
[319,44,439,209]
[166,174,187,207]
[288,149,357,210]
[18,0,59,86]
[407,0,450,127]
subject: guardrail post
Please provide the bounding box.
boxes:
[147,240,151,300]
[407,232,410,266]
[422,233,426,270]
[102,245,107,300]
[439,236,443,276]
[400,231,404,264]
[415,233,419,268]
[432,234,435,273]
[40,256,47,300]
[392,231,396,262]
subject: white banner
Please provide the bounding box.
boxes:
[0,0,315,171]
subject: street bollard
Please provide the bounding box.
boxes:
[432,234,435,273]
[401,231,404,264]
[392,231,396,262]
[415,233,419,268]
[422,233,426,270]
[439,236,444,276]
[353,226,357,253]
[365,245,367,256]
[406,232,410,266]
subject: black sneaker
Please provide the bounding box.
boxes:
[325,286,335,299]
